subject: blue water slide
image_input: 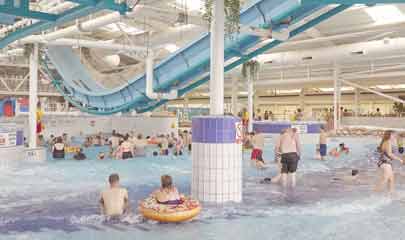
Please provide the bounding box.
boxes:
[44,0,353,115]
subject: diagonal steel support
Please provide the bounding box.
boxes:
[342,80,405,104]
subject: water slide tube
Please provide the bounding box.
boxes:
[43,0,353,115]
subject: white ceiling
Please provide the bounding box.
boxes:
[2,1,405,96]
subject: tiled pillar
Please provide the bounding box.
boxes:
[191,116,242,203]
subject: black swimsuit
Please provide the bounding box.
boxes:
[377,151,392,167]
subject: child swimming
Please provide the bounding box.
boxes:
[329,143,349,157]
[332,169,360,183]
[98,152,106,160]
[251,131,266,169]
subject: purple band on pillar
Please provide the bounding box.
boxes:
[16,130,24,146]
[192,116,240,143]
[253,122,323,134]
[253,122,291,134]
[307,123,323,134]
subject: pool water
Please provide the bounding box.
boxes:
[1,137,405,240]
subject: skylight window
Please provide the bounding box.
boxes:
[376,84,405,90]
[175,0,203,12]
[318,87,354,92]
[276,89,301,94]
[365,5,405,25]
[164,44,179,53]
[101,22,144,35]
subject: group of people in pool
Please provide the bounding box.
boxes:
[99,173,182,217]
[249,125,405,194]
[249,127,301,187]
[48,129,192,160]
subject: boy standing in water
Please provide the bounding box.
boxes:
[319,125,328,161]
[100,174,130,217]
[251,131,266,168]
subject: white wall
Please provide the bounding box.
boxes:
[0,115,178,139]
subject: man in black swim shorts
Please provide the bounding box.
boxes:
[277,128,301,187]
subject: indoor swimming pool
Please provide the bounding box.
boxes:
[1,136,405,240]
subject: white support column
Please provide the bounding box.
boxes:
[65,99,69,111]
[299,88,305,111]
[29,44,39,148]
[337,79,342,129]
[231,75,239,116]
[333,64,341,132]
[354,88,360,117]
[209,0,225,115]
[192,0,241,204]
[247,74,254,132]
[184,95,189,121]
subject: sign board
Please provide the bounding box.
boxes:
[291,124,308,134]
[25,148,47,162]
[235,122,243,144]
[0,124,17,147]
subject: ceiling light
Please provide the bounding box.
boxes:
[164,44,179,53]
[365,5,405,25]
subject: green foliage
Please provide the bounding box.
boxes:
[393,102,405,114]
[23,44,34,58]
[202,0,240,37]
[241,60,260,78]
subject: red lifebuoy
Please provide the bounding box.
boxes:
[3,101,14,117]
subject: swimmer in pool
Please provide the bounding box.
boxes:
[374,131,404,194]
[332,169,360,183]
[52,137,65,159]
[174,134,183,156]
[153,175,183,205]
[319,125,328,160]
[278,128,301,187]
[98,152,106,160]
[251,131,266,169]
[329,143,349,157]
[73,148,86,160]
[100,174,130,217]
[160,136,169,155]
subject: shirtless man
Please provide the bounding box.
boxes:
[100,174,130,217]
[319,125,328,161]
[160,136,169,155]
[277,128,301,187]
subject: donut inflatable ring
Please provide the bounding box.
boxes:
[139,197,201,223]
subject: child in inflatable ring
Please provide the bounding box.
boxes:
[153,175,183,205]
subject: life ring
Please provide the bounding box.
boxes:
[138,196,201,223]
[65,146,80,153]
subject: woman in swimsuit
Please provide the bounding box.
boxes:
[153,175,183,205]
[120,136,134,160]
[375,130,404,194]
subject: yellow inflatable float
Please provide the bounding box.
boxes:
[139,196,201,223]
[65,146,80,153]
